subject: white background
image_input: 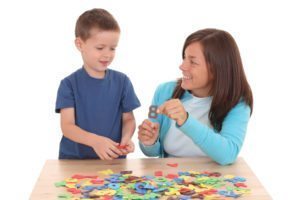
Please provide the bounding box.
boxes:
[0,0,299,199]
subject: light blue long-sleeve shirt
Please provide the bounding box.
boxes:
[139,81,251,165]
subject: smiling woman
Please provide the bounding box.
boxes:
[137,28,253,165]
[180,42,213,99]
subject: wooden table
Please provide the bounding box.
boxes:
[30,157,271,199]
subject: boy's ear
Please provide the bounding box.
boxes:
[74,37,83,51]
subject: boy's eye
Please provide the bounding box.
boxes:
[96,47,103,50]
[110,48,116,51]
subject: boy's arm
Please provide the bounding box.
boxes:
[60,108,122,160]
[60,108,96,146]
[120,111,136,152]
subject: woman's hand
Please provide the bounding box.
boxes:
[138,119,160,146]
[158,99,188,126]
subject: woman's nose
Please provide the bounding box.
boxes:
[179,62,188,71]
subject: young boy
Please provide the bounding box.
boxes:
[55,8,140,160]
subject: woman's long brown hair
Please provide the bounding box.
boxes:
[172,29,253,132]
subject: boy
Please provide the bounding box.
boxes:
[55,8,140,160]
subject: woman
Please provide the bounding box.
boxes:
[138,28,253,165]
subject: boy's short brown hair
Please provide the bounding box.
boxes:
[75,8,120,41]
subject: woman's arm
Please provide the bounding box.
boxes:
[138,83,169,157]
[179,101,251,165]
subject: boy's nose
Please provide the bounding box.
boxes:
[103,52,112,58]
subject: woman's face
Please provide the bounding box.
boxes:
[180,42,213,97]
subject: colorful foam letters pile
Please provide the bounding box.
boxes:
[55,169,250,199]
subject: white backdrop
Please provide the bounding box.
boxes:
[0,0,299,199]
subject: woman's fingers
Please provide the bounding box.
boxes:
[140,131,153,139]
[158,99,182,115]
[138,120,157,137]
[143,119,156,129]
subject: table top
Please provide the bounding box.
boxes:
[30,157,271,200]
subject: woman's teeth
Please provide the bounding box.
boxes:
[183,75,191,80]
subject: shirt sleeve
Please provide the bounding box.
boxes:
[55,79,75,113]
[177,101,251,165]
[139,141,161,157]
[120,76,141,113]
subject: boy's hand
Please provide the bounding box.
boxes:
[158,99,188,126]
[91,135,123,160]
[118,140,135,155]
[138,119,160,146]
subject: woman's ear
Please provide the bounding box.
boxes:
[74,37,83,51]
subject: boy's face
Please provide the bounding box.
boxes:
[75,28,120,77]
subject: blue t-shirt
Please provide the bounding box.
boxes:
[55,67,141,159]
